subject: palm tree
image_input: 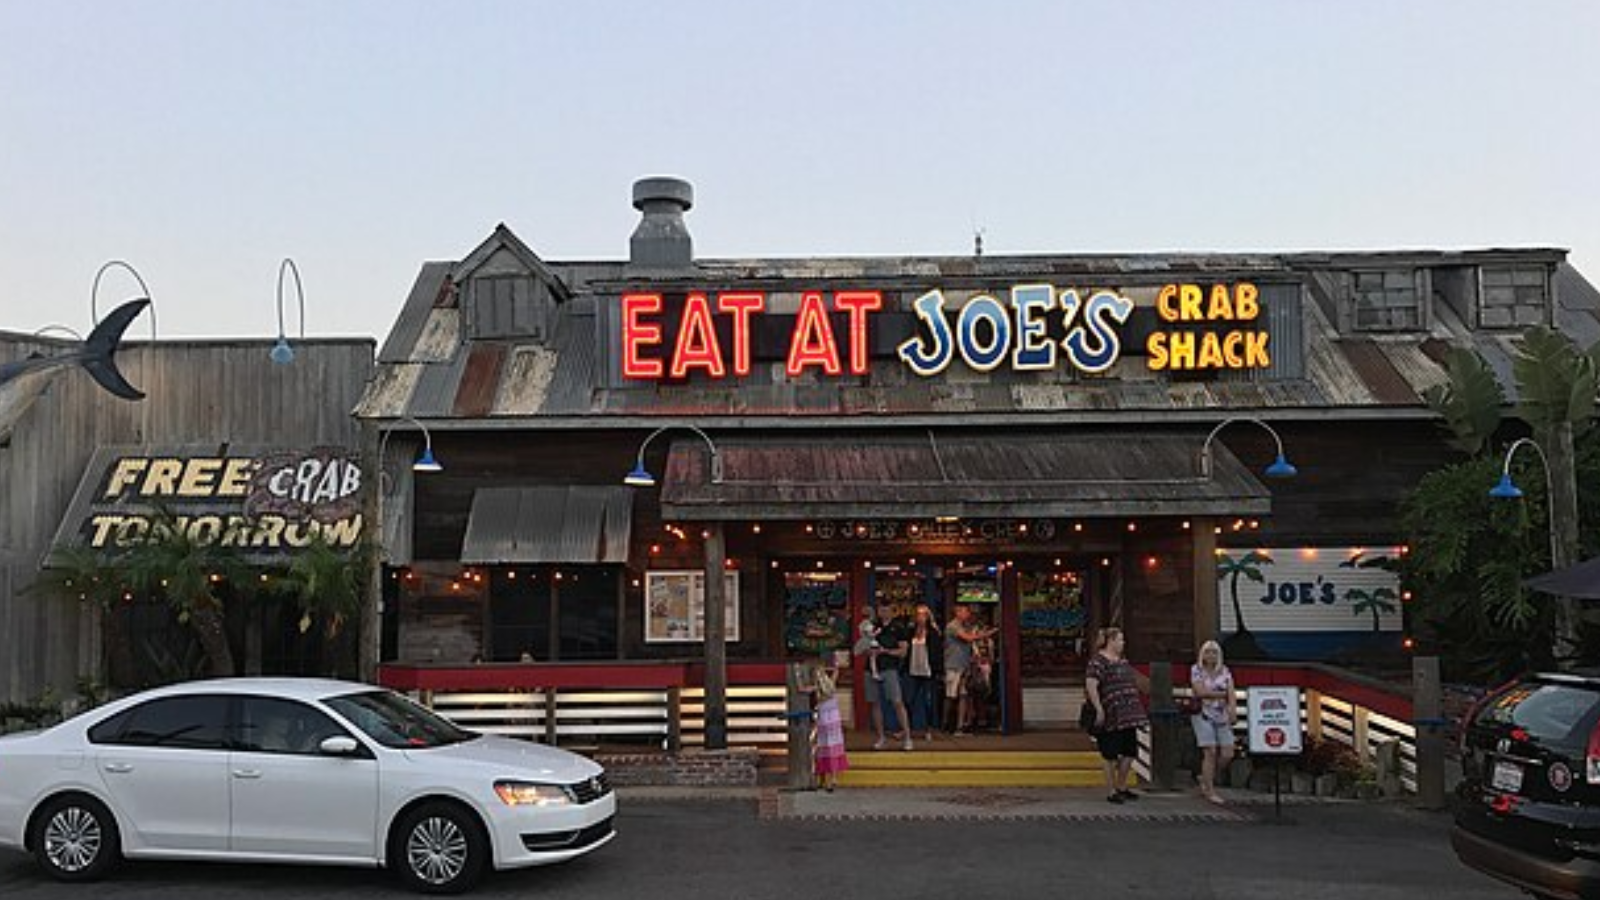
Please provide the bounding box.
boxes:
[1217,550,1272,659]
[1347,587,1399,632]
[272,536,366,639]
[27,546,138,687]
[118,513,247,678]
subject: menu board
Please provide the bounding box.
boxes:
[1018,570,1087,676]
[644,571,741,643]
[782,571,850,655]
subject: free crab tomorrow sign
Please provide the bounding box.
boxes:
[63,447,366,556]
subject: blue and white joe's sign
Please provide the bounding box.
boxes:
[1217,547,1403,661]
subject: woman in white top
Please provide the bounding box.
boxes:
[1190,640,1236,805]
[905,604,941,742]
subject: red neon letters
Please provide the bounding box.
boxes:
[621,291,880,380]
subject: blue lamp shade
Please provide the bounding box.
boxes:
[623,463,656,488]
[412,448,443,473]
[269,336,295,365]
[1489,472,1523,499]
[1263,454,1298,478]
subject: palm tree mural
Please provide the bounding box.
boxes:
[1217,550,1272,659]
[1340,551,1401,633]
[1347,587,1400,632]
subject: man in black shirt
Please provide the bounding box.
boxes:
[865,606,913,751]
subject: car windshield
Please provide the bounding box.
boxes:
[324,690,477,749]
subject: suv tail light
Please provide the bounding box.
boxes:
[1588,717,1600,785]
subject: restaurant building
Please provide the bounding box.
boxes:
[359,177,1600,733]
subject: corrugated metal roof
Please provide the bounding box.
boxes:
[355,243,1600,424]
[659,431,1271,521]
[378,263,452,364]
[1336,340,1421,406]
[452,342,507,417]
[460,486,633,563]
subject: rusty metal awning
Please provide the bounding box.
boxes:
[461,486,632,564]
[659,431,1273,521]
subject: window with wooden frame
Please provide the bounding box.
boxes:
[1351,268,1424,332]
[1480,265,1548,310]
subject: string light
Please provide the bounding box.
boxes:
[1182,520,1191,530]
[805,524,814,534]
[752,524,762,534]
[1073,522,1084,533]
[1126,522,1137,533]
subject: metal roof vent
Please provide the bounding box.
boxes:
[629,177,694,268]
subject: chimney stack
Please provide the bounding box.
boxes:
[629,176,694,268]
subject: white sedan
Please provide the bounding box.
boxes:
[0,678,615,893]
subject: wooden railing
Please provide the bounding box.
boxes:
[1154,661,1418,793]
[377,661,788,752]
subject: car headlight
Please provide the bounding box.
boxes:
[493,781,574,807]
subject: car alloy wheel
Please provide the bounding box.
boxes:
[30,795,119,882]
[408,815,469,886]
[392,801,486,894]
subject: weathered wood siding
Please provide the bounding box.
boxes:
[0,337,374,703]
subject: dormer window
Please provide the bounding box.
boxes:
[1479,265,1549,329]
[1351,268,1425,332]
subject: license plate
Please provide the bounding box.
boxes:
[1491,760,1523,793]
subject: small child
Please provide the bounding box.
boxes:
[853,616,883,681]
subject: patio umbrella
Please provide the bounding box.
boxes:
[1524,555,1600,600]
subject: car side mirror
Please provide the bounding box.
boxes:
[319,735,360,756]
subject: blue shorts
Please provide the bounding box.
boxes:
[1191,715,1235,748]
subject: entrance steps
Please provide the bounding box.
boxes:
[838,749,1105,788]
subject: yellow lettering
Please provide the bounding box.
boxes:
[1156,285,1180,322]
[1245,331,1271,367]
[178,459,222,497]
[320,516,364,548]
[1235,283,1259,320]
[283,521,314,548]
[1207,284,1234,320]
[1223,331,1246,368]
[220,516,252,547]
[1179,285,1204,321]
[115,517,149,547]
[105,459,147,499]
[90,515,122,547]
[218,459,255,497]
[141,459,182,496]
[1146,332,1169,370]
[1168,332,1196,369]
[1198,332,1225,369]
[251,516,286,548]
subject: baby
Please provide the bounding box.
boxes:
[853,616,883,681]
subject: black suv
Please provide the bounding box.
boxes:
[1453,672,1600,900]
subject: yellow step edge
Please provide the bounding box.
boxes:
[846,751,1104,770]
[836,770,1108,788]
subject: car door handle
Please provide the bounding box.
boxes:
[103,763,134,774]
[232,769,262,780]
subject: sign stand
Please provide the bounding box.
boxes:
[1246,685,1303,824]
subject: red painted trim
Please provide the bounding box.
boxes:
[376,661,791,693]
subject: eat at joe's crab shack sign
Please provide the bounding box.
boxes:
[619,282,1270,379]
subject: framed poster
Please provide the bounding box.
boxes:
[1246,685,1303,755]
[644,570,741,643]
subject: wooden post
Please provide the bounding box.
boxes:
[1306,689,1324,740]
[1000,563,1023,734]
[1413,655,1446,809]
[1191,517,1218,647]
[785,662,814,790]
[666,686,683,753]
[359,420,383,682]
[1148,660,1178,791]
[702,523,728,750]
[544,688,559,745]
[1353,706,1371,765]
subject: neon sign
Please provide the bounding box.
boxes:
[618,282,1270,380]
[896,286,1134,376]
[1146,283,1271,371]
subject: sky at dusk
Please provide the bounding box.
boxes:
[2,1,1597,339]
